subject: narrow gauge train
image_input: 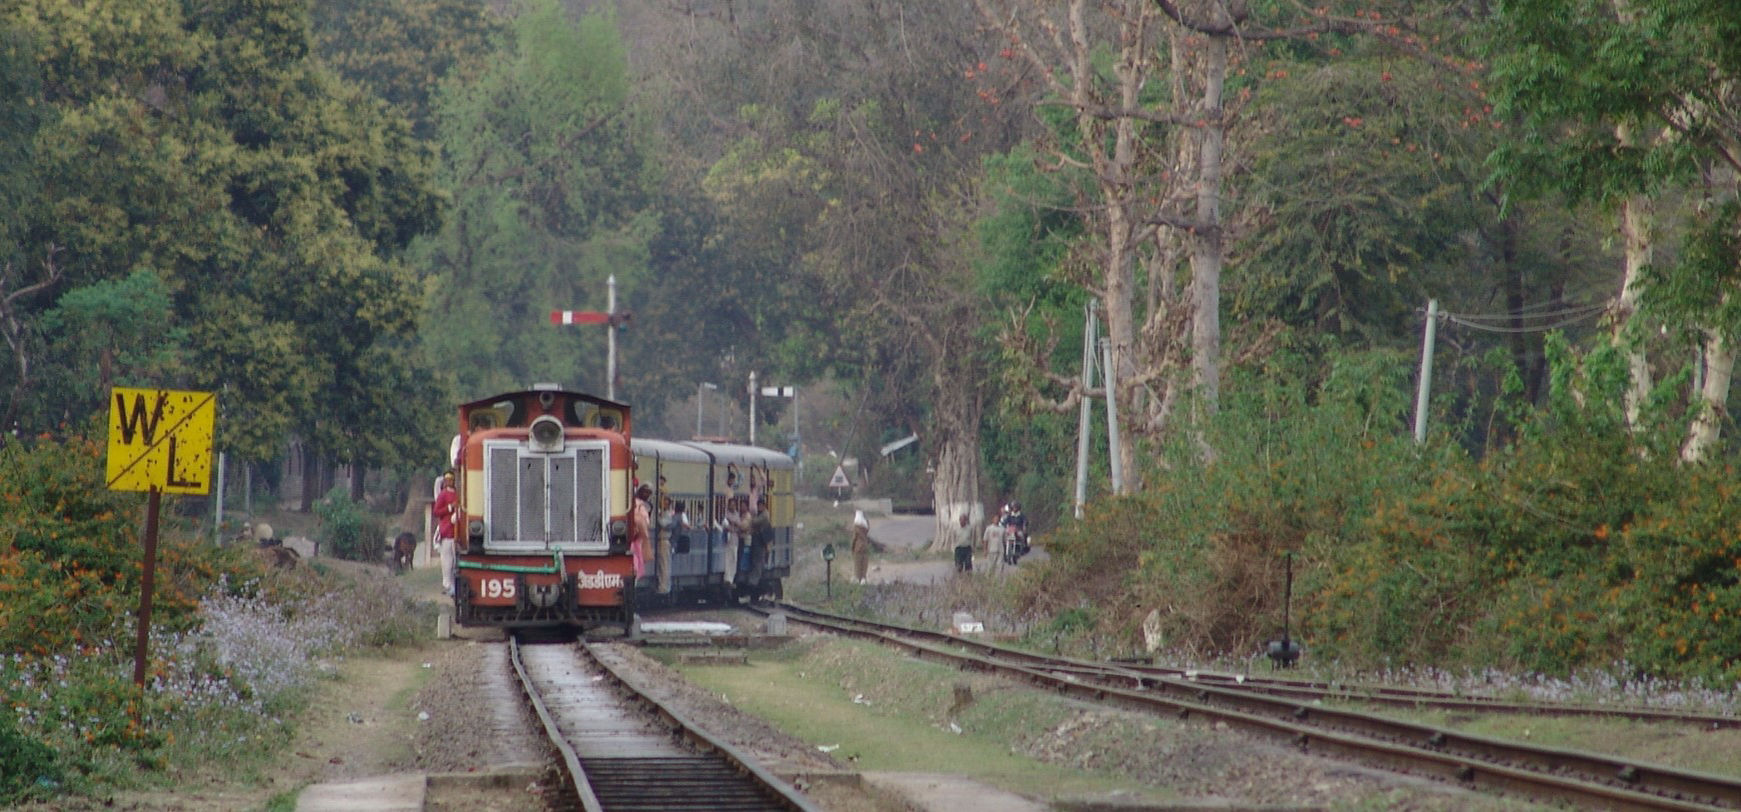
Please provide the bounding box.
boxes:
[447,386,793,632]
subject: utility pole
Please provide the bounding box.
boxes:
[1074,302,1097,519]
[606,274,617,400]
[212,451,226,544]
[696,382,717,438]
[749,371,758,445]
[1102,337,1123,494]
[1413,299,1438,444]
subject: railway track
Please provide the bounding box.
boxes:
[508,633,819,812]
[763,601,1741,810]
[760,603,1736,728]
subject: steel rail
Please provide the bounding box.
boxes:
[765,603,1741,810]
[771,602,1737,727]
[579,640,824,812]
[508,633,605,812]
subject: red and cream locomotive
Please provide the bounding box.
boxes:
[448,385,639,630]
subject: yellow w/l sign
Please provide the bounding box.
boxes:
[105,388,216,494]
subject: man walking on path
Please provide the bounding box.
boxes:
[851,511,872,584]
[953,513,973,573]
[981,518,1006,574]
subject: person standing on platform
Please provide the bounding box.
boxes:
[432,472,458,596]
[851,510,872,584]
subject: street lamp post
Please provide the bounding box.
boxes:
[696,382,718,439]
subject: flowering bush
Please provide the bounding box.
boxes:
[0,435,426,804]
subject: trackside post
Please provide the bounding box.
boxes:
[105,388,216,704]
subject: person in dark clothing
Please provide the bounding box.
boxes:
[953,513,973,573]
[746,496,775,595]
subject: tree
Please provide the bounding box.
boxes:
[309,0,504,139]
[4,0,444,469]
[1490,0,1741,461]
[417,0,655,403]
[634,0,1033,543]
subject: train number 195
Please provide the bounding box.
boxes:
[480,577,517,599]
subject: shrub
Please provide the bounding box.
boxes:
[0,701,61,805]
[314,486,387,562]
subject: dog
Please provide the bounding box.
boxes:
[390,531,416,574]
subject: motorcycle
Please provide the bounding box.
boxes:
[1002,525,1030,566]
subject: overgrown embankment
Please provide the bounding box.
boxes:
[0,434,426,807]
[1019,343,1741,687]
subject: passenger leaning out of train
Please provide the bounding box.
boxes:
[433,472,458,596]
[747,496,775,592]
[630,483,653,584]
[654,493,685,595]
[728,496,753,582]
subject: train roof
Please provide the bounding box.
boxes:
[630,437,712,464]
[680,440,795,470]
[458,388,627,414]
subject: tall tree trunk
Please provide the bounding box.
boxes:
[1682,329,1735,463]
[928,429,983,554]
[349,465,366,503]
[1188,24,1228,425]
[1615,190,1655,427]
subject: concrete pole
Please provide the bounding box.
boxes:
[696,383,704,438]
[606,275,618,400]
[1413,299,1439,444]
[749,371,758,445]
[1102,337,1123,494]
[1074,301,1097,519]
[212,451,226,544]
[792,387,801,479]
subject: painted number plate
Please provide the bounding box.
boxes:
[479,577,517,599]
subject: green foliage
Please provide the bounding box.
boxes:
[418,0,655,401]
[0,706,61,806]
[1311,338,1741,681]
[0,434,255,654]
[1239,60,1482,342]
[7,0,442,464]
[1025,345,1430,655]
[313,486,386,562]
[310,0,504,139]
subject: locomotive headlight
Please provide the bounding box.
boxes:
[609,518,628,538]
[529,416,565,452]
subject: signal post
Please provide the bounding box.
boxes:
[105,388,216,691]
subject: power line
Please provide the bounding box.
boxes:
[1444,309,1606,333]
[1448,301,1609,322]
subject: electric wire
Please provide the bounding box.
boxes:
[1444,309,1606,333]
[1447,302,1610,322]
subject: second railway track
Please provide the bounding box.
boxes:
[761,601,1741,810]
[509,633,819,812]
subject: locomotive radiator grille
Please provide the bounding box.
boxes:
[484,443,607,549]
[490,447,519,541]
[570,448,605,543]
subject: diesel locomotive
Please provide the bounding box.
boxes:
[446,385,793,632]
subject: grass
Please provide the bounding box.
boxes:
[1382,708,1741,778]
[664,637,1176,804]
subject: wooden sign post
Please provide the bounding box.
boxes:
[105,388,216,689]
